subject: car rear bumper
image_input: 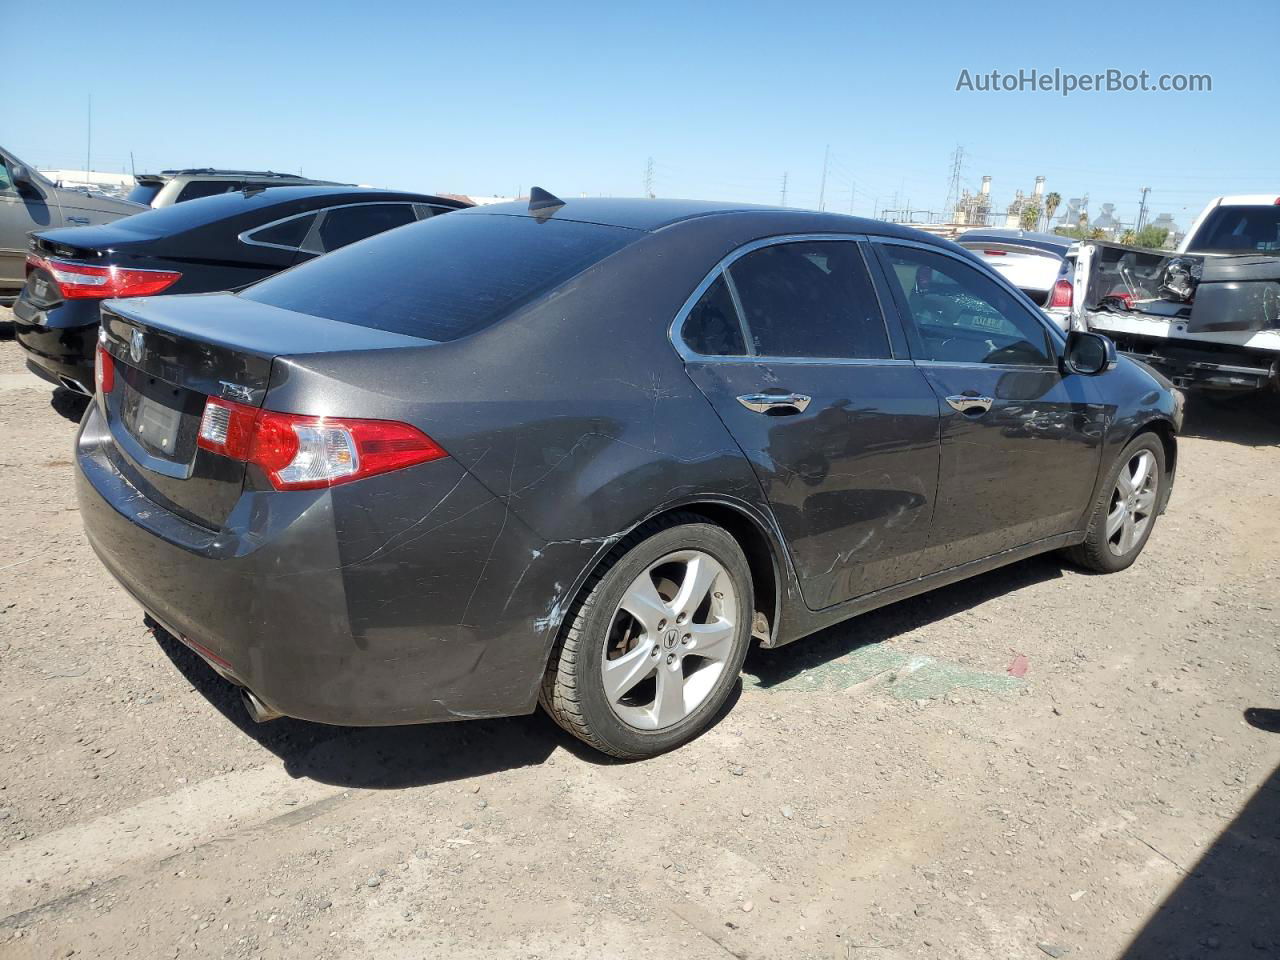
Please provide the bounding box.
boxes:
[75,402,572,726]
[12,298,99,393]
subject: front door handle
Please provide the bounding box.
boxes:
[737,393,812,415]
[945,394,995,415]
[66,216,90,224]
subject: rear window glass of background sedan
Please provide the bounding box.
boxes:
[240,213,639,342]
[727,241,892,359]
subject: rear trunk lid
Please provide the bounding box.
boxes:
[99,293,428,529]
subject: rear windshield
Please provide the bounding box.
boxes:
[1190,205,1280,254]
[240,213,639,341]
[126,182,163,206]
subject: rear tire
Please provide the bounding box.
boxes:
[1064,433,1166,573]
[539,514,753,759]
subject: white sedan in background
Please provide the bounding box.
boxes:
[956,229,1071,313]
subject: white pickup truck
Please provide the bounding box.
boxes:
[1058,195,1280,394]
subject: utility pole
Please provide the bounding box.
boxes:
[86,94,92,175]
[643,157,655,199]
[129,151,136,179]
[944,144,964,218]
[817,144,830,211]
[849,180,856,215]
[1135,186,1151,234]
[779,171,788,207]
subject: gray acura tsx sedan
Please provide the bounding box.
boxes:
[75,190,1181,758]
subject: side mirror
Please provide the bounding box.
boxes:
[10,163,33,186]
[1062,330,1116,376]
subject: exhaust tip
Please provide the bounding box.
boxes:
[59,376,92,396]
[240,687,283,724]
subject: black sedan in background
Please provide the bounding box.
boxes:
[14,186,466,393]
[76,194,1180,759]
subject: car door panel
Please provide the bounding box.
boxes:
[677,236,942,610]
[872,239,1106,570]
[686,359,940,608]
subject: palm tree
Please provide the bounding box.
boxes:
[1043,192,1061,231]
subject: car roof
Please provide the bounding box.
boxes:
[956,228,1069,253]
[455,195,954,245]
[1212,194,1280,206]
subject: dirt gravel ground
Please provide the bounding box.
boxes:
[1,310,1278,960]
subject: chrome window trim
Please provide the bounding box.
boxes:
[238,201,420,253]
[869,234,1068,350]
[670,232,907,365]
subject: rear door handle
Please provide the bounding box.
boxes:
[737,393,811,415]
[945,394,994,415]
[66,216,90,224]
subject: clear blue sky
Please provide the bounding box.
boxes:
[5,0,1277,230]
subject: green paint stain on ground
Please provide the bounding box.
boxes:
[743,644,1022,701]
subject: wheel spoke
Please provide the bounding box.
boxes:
[1105,502,1127,540]
[1116,466,1135,498]
[652,665,687,726]
[1131,451,1154,491]
[619,575,671,635]
[684,618,735,662]
[1119,512,1137,553]
[672,554,721,618]
[601,643,656,704]
[1134,489,1157,516]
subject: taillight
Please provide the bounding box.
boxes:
[26,254,181,300]
[197,397,447,490]
[1049,278,1073,308]
[95,343,115,394]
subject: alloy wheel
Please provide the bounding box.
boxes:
[1106,450,1158,556]
[600,549,739,730]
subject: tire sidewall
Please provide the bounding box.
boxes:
[573,523,753,757]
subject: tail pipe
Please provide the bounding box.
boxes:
[240,687,283,723]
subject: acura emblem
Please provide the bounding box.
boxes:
[129,329,144,364]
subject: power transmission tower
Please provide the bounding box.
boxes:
[643,157,655,198]
[780,171,788,207]
[1135,186,1151,234]
[817,144,830,211]
[849,180,856,215]
[944,144,964,219]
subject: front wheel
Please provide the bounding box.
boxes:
[1065,433,1166,573]
[539,515,753,759]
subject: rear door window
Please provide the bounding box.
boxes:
[241,213,638,341]
[726,240,892,359]
[312,203,417,253]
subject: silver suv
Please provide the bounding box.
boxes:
[127,169,350,208]
[1,145,143,300]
